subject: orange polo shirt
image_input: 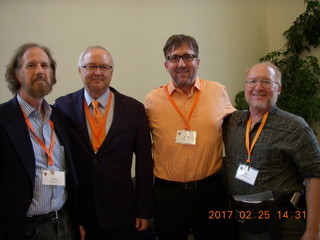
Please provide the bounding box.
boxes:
[144,77,236,182]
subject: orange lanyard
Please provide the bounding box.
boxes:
[22,110,55,166]
[84,94,113,140]
[164,83,202,130]
[245,111,269,165]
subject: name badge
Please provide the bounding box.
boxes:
[175,130,197,145]
[235,164,259,186]
[42,170,65,186]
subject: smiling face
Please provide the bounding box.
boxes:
[15,47,54,99]
[245,63,282,111]
[164,43,200,94]
[78,48,114,99]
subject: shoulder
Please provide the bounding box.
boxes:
[145,85,168,100]
[268,107,316,141]
[55,89,84,113]
[0,97,18,117]
[270,107,309,129]
[144,85,168,111]
[228,110,248,123]
[145,85,166,98]
[0,100,10,113]
[201,79,232,100]
[223,110,248,130]
[201,79,226,90]
[270,107,319,154]
[55,89,83,104]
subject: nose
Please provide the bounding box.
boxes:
[35,64,45,74]
[254,81,264,89]
[177,57,187,67]
[93,67,102,74]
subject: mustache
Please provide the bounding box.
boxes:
[33,75,47,82]
[176,67,188,71]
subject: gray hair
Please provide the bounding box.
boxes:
[77,45,114,67]
[246,61,282,86]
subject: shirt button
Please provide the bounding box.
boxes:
[93,159,98,164]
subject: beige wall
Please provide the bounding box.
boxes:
[0,0,316,106]
[0,0,267,104]
[2,0,319,174]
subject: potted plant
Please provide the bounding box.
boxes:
[235,0,320,127]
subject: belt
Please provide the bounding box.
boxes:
[231,191,305,211]
[155,173,219,190]
[26,205,66,224]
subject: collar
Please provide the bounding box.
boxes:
[238,105,279,124]
[167,77,201,96]
[17,94,52,119]
[84,88,111,108]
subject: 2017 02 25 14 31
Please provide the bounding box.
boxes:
[208,210,307,220]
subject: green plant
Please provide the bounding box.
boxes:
[235,0,320,127]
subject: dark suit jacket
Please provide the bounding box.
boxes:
[55,87,153,230]
[0,96,79,240]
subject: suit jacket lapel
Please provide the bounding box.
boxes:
[101,87,126,148]
[5,97,36,186]
[73,89,94,151]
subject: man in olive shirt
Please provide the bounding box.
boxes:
[223,62,320,240]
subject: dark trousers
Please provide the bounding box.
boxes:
[236,217,306,240]
[84,215,138,240]
[153,174,226,240]
[24,207,75,240]
[227,194,307,240]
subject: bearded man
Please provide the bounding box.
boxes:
[0,43,80,239]
[223,62,320,240]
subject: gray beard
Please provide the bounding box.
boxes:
[245,94,278,110]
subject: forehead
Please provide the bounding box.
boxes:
[169,43,195,55]
[21,47,49,64]
[247,64,275,79]
[82,48,112,64]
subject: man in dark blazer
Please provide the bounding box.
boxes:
[0,43,80,239]
[55,45,153,240]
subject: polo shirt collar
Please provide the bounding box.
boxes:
[167,77,201,95]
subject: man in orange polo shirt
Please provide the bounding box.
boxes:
[144,34,235,240]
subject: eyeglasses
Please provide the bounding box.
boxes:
[245,78,279,89]
[81,65,113,72]
[167,54,197,63]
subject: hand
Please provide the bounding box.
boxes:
[79,225,86,240]
[300,231,320,240]
[135,218,149,231]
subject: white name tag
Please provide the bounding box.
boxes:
[235,164,259,186]
[42,170,65,186]
[175,130,197,145]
